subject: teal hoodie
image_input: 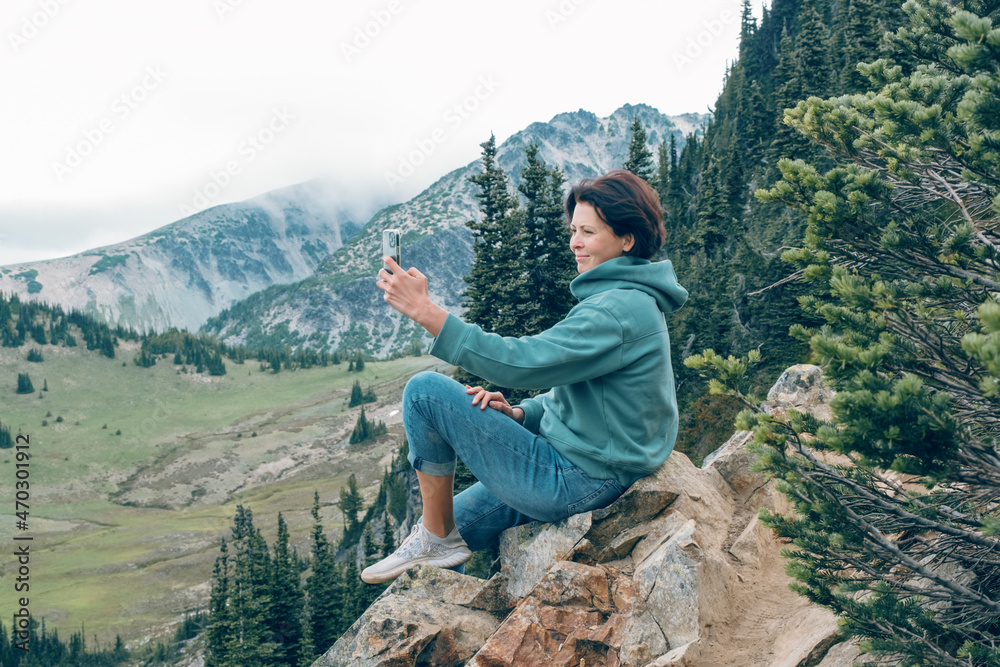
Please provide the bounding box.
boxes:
[429,256,688,487]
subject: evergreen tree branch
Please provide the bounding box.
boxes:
[789,442,1000,581]
[797,461,1000,616]
[801,447,999,551]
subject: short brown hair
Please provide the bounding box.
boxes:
[566,170,666,260]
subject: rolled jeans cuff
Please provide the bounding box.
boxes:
[408,452,457,477]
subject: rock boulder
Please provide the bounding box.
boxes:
[313,365,860,666]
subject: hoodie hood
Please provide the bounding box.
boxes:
[570,256,688,315]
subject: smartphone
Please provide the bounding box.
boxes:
[382,229,401,274]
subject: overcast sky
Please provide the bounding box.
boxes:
[0,0,762,267]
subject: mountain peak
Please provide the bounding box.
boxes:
[202,103,710,356]
[2,103,710,348]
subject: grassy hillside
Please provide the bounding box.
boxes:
[0,339,441,647]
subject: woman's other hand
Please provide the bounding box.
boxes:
[466,385,525,424]
[376,256,448,337]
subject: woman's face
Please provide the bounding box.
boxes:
[570,202,634,273]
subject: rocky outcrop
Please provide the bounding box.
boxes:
[312,567,511,667]
[314,365,861,666]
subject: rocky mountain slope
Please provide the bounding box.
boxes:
[201,104,709,355]
[314,365,862,667]
[0,180,376,332]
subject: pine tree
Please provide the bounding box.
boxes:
[100,332,115,359]
[535,164,575,324]
[771,0,837,166]
[207,351,227,376]
[769,24,810,163]
[677,133,702,228]
[306,492,341,654]
[16,373,33,394]
[692,154,730,254]
[269,513,305,666]
[297,606,316,667]
[339,474,363,538]
[205,539,233,667]
[381,521,396,558]
[386,469,408,526]
[691,1,1000,662]
[838,0,888,93]
[30,322,47,345]
[349,406,386,444]
[489,204,532,338]
[665,133,685,233]
[224,505,277,666]
[623,116,655,183]
[463,133,519,334]
[340,558,363,627]
[794,0,835,99]
[134,348,156,368]
[517,142,574,336]
[357,526,388,609]
[362,524,378,567]
[653,139,671,208]
[738,0,760,78]
[736,77,770,167]
[0,621,8,666]
[519,140,550,263]
[349,380,364,408]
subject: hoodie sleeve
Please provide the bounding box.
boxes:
[430,302,625,390]
[514,389,552,434]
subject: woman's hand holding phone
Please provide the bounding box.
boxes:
[376,256,448,337]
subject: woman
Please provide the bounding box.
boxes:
[363,169,688,583]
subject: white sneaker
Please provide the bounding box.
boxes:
[361,523,471,584]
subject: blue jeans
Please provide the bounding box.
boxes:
[403,371,627,552]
